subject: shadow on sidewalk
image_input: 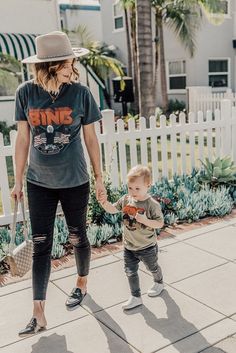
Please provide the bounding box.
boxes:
[124,290,226,353]
[31,333,74,353]
[84,294,135,353]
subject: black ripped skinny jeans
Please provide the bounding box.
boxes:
[27,181,90,300]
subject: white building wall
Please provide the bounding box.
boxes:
[62,8,102,41]
[0,0,60,34]
[59,0,102,41]
[100,0,128,65]
[163,6,235,103]
[101,0,236,106]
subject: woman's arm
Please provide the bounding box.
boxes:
[83,123,106,201]
[11,121,30,200]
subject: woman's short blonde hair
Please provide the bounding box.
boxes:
[32,59,79,92]
[127,165,152,184]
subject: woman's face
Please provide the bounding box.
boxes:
[56,59,74,83]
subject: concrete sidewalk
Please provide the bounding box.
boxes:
[1,217,236,353]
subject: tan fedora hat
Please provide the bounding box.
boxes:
[22,31,89,64]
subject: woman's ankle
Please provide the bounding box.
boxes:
[33,300,47,326]
[76,276,87,293]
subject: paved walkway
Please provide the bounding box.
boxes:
[1,216,236,353]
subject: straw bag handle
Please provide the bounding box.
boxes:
[9,199,29,253]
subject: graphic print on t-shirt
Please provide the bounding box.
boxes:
[122,204,146,231]
[29,107,73,155]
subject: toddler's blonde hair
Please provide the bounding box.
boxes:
[127,165,152,184]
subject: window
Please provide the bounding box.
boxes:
[208,59,229,88]
[211,0,230,17]
[113,1,124,31]
[168,60,186,92]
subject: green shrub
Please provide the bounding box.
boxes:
[0,121,16,145]
[167,99,186,115]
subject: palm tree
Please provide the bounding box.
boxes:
[67,25,125,107]
[136,0,156,118]
[0,53,21,96]
[151,0,224,112]
[120,0,139,114]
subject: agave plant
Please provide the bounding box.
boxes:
[200,156,236,186]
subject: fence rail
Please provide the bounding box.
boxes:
[188,86,236,115]
[0,99,235,226]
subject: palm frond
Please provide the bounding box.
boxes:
[165,2,201,57]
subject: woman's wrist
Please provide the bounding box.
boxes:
[94,173,103,181]
[15,179,23,187]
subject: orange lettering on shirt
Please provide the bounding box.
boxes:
[29,110,41,126]
[59,108,73,124]
[41,111,47,126]
[28,108,73,126]
[45,110,60,125]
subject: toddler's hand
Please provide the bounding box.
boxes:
[135,211,147,225]
[98,191,107,205]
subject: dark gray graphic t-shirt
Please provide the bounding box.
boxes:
[15,81,102,188]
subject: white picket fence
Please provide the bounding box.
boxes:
[188,86,236,115]
[1,99,236,226]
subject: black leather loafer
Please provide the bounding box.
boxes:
[65,287,87,308]
[18,318,46,337]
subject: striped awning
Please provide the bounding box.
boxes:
[0,33,36,61]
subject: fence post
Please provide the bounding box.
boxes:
[101,109,119,187]
[0,133,12,225]
[220,99,232,157]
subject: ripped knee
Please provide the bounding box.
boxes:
[32,234,50,255]
[69,233,81,246]
[125,269,138,278]
[33,234,47,243]
[68,226,87,247]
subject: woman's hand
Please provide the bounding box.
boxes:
[11,181,23,201]
[95,177,107,204]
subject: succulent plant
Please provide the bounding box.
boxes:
[207,186,233,217]
[102,212,122,226]
[200,156,236,186]
[51,243,65,259]
[164,212,178,225]
[87,223,114,247]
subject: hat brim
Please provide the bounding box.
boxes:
[21,47,89,64]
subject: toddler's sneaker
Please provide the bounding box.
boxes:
[122,296,143,310]
[147,282,164,297]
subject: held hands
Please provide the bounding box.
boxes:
[98,192,108,205]
[95,178,107,205]
[11,182,23,201]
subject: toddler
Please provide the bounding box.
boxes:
[100,165,164,310]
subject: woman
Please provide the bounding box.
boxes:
[11,31,106,336]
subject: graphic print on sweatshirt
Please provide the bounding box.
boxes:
[29,107,73,155]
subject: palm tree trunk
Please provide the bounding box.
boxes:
[136,0,155,119]
[130,6,139,114]
[159,21,168,112]
[154,9,159,103]
[124,7,132,77]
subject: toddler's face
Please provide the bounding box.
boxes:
[127,176,150,201]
